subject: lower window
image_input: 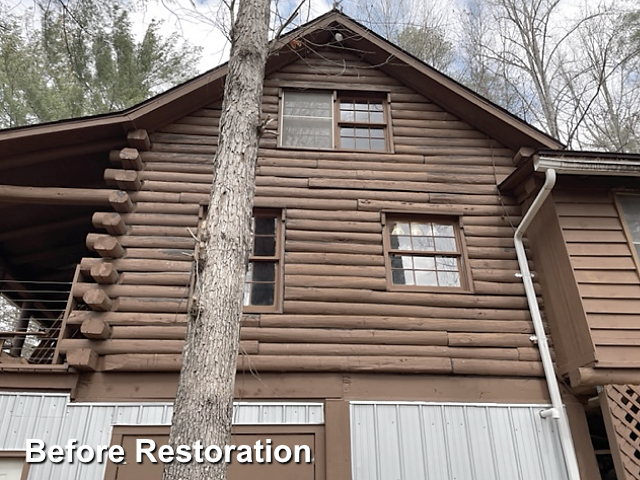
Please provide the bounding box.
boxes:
[383,214,469,291]
[243,210,282,312]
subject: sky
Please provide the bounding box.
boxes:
[128,0,334,73]
[4,0,334,74]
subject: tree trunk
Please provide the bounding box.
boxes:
[162,0,271,478]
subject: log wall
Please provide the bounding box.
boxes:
[63,48,548,377]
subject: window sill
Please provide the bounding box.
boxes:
[277,144,392,154]
[242,305,281,314]
[386,284,474,294]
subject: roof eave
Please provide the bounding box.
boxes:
[535,154,640,176]
[500,150,640,191]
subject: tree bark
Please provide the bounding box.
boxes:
[162,0,271,478]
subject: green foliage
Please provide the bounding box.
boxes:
[0,1,201,128]
[396,24,453,71]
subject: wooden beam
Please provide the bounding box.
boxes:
[83,289,113,312]
[92,212,128,235]
[109,191,134,213]
[92,236,125,259]
[90,263,120,284]
[104,169,142,191]
[67,311,189,326]
[109,148,143,170]
[0,139,125,171]
[127,129,151,151]
[0,184,117,206]
[569,367,640,387]
[67,348,99,371]
[80,318,112,340]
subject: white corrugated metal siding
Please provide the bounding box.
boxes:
[350,402,569,480]
[0,392,323,480]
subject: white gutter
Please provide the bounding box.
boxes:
[514,168,581,480]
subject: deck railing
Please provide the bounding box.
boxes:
[0,280,73,364]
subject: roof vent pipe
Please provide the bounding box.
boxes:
[514,168,581,480]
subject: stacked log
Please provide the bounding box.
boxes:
[65,49,548,377]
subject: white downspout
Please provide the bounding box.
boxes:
[514,168,581,480]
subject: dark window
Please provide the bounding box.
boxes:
[244,211,282,310]
[281,90,389,151]
[384,216,467,290]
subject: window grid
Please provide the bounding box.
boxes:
[338,98,387,151]
[280,90,389,151]
[244,212,281,311]
[385,217,465,290]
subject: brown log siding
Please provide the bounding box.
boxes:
[68,49,550,376]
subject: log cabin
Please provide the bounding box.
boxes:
[0,9,636,480]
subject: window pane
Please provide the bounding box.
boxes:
[370,102,383,111]
[355,127,369,138]
[252,262,275,282]
[410,222,432,236]
[340,109,355,121]
[433,224,455,237]
[436,256,459,271]
[392,269,414,285]
[355,101,368,111]
[355,137,369,150]
[391,235,412,250]
[249,283,275,305]
[253,236,275,256]
[391,222,409,235]
[413,256,435,270]
[341,136,355,149]
[434,237,456,252]
[355,110,369,122]
[415,270,438,286]
[254,216,276,235]
[413,236,435,251]
[370,111,384,123]
[619,195,640,243]
[284,92,332,117]
[438,271,460,287]
[341,126,355,137]
[370,128,385,138]
[370,138,385,151]
[282,117,332,148]
[390,254,413,269]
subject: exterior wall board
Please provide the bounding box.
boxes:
[350,402,568,480]
[553,186,640,369]
[0,392,323,480]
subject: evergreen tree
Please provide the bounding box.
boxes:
[0,1,201,127]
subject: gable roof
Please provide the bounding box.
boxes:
[0,9,564,289]
[0,9,562,164]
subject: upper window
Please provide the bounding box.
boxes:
[384,215,468,290]
[244,211,282,311]
[338,97,386,151]
[280,90,389,151]
[618,195,640,258]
